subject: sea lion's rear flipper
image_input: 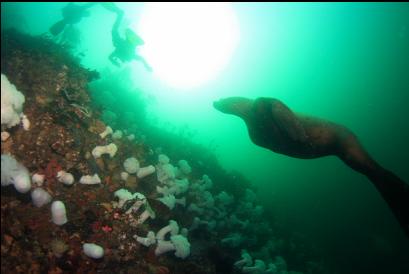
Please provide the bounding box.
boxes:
[338,135,409,238]
[369,169,409,238]
[255,98,308,142]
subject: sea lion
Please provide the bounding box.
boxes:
[213,96,409,237]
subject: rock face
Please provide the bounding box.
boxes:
[0,29,313,274]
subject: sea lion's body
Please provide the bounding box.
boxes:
[246,100,337,158]
[214,96,409,237]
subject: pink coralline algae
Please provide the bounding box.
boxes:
[102,225,113,233]
[91,221,102,232]
[44,159,62,181]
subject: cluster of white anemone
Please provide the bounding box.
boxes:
[155,154,191,210]
[234,249,289,274]
[133,220,191,259]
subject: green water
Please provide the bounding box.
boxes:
[2,2,409,273]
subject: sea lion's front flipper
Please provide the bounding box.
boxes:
[255,98,308,142]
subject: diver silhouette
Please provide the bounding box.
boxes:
[214,97,409,237]
[49,2,96,36]
[108,9,152,71]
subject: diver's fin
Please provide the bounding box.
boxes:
[369,169,409,238]
[100,2,122,13]
[49,20,67,36]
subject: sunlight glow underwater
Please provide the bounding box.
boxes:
[137,3,240,90]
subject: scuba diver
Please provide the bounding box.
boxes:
[108,9,152,71]
[49,2,96,36]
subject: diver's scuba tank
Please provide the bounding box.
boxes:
[125,28,144,46]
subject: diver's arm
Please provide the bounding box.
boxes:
[134,54,153,72]
[109,52,121,67]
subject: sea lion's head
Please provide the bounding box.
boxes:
[213,97,253,119]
